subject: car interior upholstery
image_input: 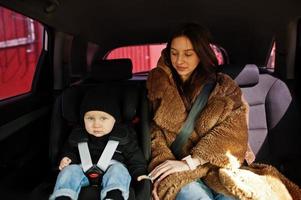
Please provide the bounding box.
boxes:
[221,64,301,184]
[0,1,300,199]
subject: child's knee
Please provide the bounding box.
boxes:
[61,164,82,175]
[108,163,128,173]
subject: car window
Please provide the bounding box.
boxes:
[0,6,43,100]
[107,43,226,73]
[266,41,276,70]
[107,44,165,73]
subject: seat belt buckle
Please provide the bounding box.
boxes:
[86,165,103,186]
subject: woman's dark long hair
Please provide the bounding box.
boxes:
[163,23,218,108]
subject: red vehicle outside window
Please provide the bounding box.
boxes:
[0,7,43,100]
[107,43,225,73]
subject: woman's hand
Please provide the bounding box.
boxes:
[59,157,72,170]
[137,175,153,182]
[149,160,190,181]
[149,160,190,199]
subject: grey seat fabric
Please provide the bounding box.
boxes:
[242,74,294,159]
[221,64,301,185]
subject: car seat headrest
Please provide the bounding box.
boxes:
[88,58,132,81]
[219,64,259,87]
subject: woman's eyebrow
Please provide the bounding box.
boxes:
[171,47,194,51]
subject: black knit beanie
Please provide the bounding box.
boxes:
[80,86,122,124]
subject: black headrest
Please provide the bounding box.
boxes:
[88,58,132,81]
[219,64,259,87]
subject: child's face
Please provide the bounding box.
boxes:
[84,111,116,137]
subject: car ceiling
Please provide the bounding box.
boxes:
[0,0,300,66]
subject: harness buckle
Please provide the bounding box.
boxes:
[86,165,103,186]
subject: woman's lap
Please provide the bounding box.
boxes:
[175,180,235,200]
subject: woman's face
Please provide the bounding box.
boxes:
[170,36,200,82]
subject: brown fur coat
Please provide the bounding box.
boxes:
[147,62,248,199]
[146,63,301,199]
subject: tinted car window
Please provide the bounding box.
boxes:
[0,6,43,100]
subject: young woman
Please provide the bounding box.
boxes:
[147,23,248,200]
[146,22,301,200]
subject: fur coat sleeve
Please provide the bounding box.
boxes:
[147,67,176,170]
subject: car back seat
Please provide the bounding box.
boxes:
[221,64,301,185]
[30,58,151,200]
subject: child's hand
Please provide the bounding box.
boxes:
[59,157,72,170]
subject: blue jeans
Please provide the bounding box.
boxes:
[176,180,235,200]
[49,162,131,200]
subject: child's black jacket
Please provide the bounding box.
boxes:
[60,123,147,181]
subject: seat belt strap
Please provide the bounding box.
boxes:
[97,140,119,171]
[78,140,119,173]
[170,82,215,159]
[78,142,93,173]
